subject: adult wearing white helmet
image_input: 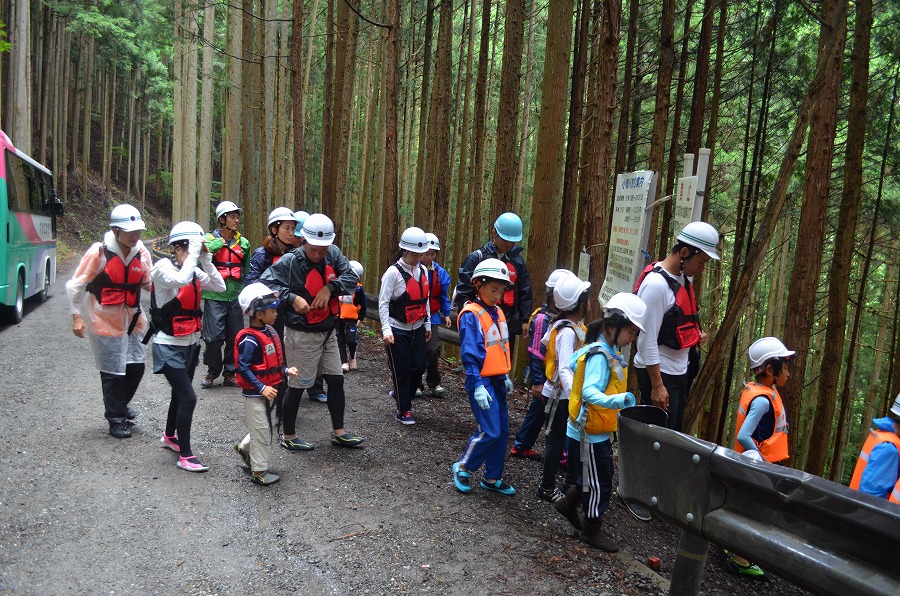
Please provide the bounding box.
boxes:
[632,220,721,433]
[66,204,154,439]
[260,213,365,449]
[199,201,251,389]
[148,221,225,472]
[455,212,533,353]
[336,260,367,372]
[379,227,432,425]
[850,392,900,507]
[419,232,452,398]
[246,207,297,287]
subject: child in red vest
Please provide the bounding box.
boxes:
[452,258,516,496]
[337,260,367,371]
[234,283,299,486]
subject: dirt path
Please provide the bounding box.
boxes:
[0,263,808,595]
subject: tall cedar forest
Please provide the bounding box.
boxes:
[1,0,899,484]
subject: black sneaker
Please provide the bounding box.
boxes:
[109,422,132,438]
[251,471,281,486]
[331,432,365,448]
[235,441,251,468]
[536,486,565,503]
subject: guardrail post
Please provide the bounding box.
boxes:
[669,529,709,596]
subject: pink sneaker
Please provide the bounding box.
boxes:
[160,434,180,453]
[176,455,209,472]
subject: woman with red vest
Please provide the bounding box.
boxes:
[233,283,299,486]
[246,207,298,340]
[727,336,794,575]
[419,232,452,396]
[452,259,516,496]
[379,227,432,425]
[149,222,225,472]
[67,205,153,439]
[850,393,900,505]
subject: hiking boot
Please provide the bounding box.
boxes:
[126,406,137,420]
[109,422,132,439]
[452,462,472,494]
[348,358,358,371]
[553,484,584,530]
[161,433,181,453]
[536,486,565,504]
[580,517,619,552]
[480,479,516,496]
[176,455,209,472]
[235,441,251,467]
[331,432,365,448]
[396,411,416,425]
[510,446,543,461]
[617,487,652,522]
[432,385,446,397]
[280,436,314,451]
[199,374,215,389]
[341,362,350,372]
[251,471,281,486]
[310,392,328,403]
[222,374,238,388]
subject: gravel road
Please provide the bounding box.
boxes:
[0,263,809,595]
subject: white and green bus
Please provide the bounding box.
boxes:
[0,130,63,323]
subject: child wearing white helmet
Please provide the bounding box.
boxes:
[452,258,516,496]
[418,232,452,397]
[337,260,367,371]
[511,268,573,467]
[553,292,646,552]
[199,201,251,389]
[725,336,795,576]
[379,227,432,425]
[66,204,153,439]
[233,283,300,486]
[148,221,226,472]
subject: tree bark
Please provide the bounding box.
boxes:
[292,0,306,208]
[614,0,639,177]
[453,0,477,272]
[413,0,435,220]
[684,0,715,156]
[468,0,492,238]
[379,0,401,272]
[223,0,243,214]
[198,1,216,229]
[514,1,537,214]
[9,0,32,154]
[425,0,454,240]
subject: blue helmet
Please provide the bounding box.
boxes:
[493,212,523,242]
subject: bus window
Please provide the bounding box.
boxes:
[5,149,29,212]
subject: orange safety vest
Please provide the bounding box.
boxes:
[300,264,339,325]
[733,383,789,463]
[457,302,511,377]
[234,326,285,390]
[339,285,363,321]
[85,245,144,308]
[634,263,700,349]
[501,261,518,309]
[850,429,900,504]
[212,240,245,280]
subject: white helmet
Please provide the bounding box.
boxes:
[472,258,511,284]
[399,227,429,253]
[215,201,243,220]
[425,232,441,251]
[238,282,280,316]
[546,268,573,289]
[748,337,795,370]
[602,292,648,332]
[293,210,310,226]
[109,204,146,232]
[267,207,296,229]
[553,273,591,311]
[676,221,720,260]
[168,221,205,245]
[301,213,335,246]
[349,260,364,278]
[890,393,900,422]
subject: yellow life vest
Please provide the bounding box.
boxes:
[544,320,587,383]
[568,342,628,434]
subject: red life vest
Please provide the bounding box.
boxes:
[388,263,429,324]
[85,245,144,308]
[457,302,511,377]
[634,263,700,349]
[212,240,244,280]
[300,264,339,325]
[234,326,285,390]
[428,268,442,316]
[850,429,900,503]
[502,261,518,308]
[733,383,790,463]
[150,275,203,337]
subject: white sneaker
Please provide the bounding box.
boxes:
[348,358,358,371]
[433,385,446,397]
[341,363,350,372]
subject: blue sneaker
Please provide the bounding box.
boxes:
[310,392,328,403]
[480,479,516,496]
[452,462,472,493]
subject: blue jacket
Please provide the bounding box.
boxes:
[428,262,452,326]
[859,417,900,498]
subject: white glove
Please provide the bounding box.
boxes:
[474,385,492,410]
[188,237,203,257]
[504,378,514,394]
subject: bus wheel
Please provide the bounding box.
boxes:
[2,275,24,324]
[38,263,50,303]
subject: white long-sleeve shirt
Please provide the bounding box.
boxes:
[378,259,432,338]
[151,247,225,346]
[634,266,690,375]
[541,323,577,400]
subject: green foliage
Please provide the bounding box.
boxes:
[0,21,10,54]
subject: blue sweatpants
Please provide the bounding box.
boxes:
[458,375,509,480]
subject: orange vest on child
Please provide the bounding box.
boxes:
[457,303,511,377]
[733,383,789,463]
[849,429,900,504]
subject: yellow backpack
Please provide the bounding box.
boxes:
[568,342,628,434]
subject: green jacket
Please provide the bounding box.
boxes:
[202,229,251,302]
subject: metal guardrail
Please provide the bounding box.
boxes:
[363,292,461,345]
[616,405,900,596]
